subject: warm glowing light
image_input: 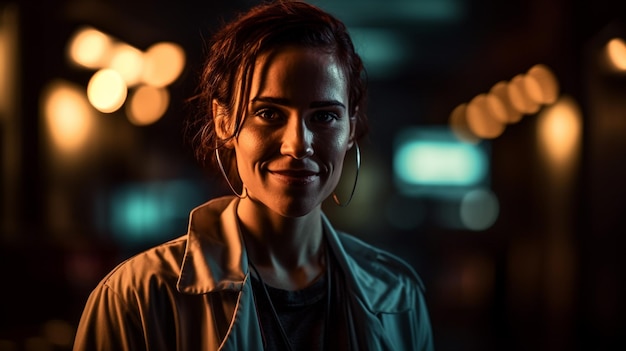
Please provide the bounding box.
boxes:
[0,31,4,110]
[141,42,186,87]
[537,95,582,167]
[0,44,6,110]
[508,74,541,114]
[606,37,626,71]
[521,74,543,105]
[87,69,127,113]
[126,85,170,126]
[484,92,507,122]
[466,94,505,139]
[526,64,559,104]
[41,80,95,153]
[0,18,9,113]
[108,43,144,86]
[489,81,522,123]
[67,27,114,69]
[0,5,18,115]
[449,103,480,143]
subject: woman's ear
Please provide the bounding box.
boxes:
[213,99,233,146]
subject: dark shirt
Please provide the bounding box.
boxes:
[251,255,351,350]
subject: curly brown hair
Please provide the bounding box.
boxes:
[186,0,368,186]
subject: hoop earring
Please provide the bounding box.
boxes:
[332,142,360,207]
[215,148,247,199]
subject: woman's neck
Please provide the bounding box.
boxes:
[237,197,325,290]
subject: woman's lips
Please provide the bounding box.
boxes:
[269,170,319,185]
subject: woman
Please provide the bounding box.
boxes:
[73,1,434,350]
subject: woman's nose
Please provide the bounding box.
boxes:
[280,119,314,159]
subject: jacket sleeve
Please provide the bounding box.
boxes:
[73,283,146,351]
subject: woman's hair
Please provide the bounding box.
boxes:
[187,0,368,182]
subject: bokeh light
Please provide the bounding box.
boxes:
[0,35,5,109]
[87,68,128,113]
[460,188,499,231]
[108,42,144,86]
[64,28,185,125]
[67,27,113,69]
[466,93,506,139]
[537,95,582,167]
[489,80,523,123]
[41,80,95,153]
[521,73,543,104]
[606,37,626,71]
[459,63,560,135]
[526,64,559,104]
[108,180,206,245]
[126,85,170,126]
[449,103,480,143]
[347,27,411,78]
[394,136,488,187]
[0,8,16,114]
[484,92,508,123]
[141,42,186,87]
[508,74,541,114]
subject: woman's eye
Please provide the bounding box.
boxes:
[255,109,281,121]
[313,111,339,123]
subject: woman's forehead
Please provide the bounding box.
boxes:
[249,46,348,103]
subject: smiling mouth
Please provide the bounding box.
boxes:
[269,170,319,185]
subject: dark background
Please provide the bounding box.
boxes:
[1,0,626,350]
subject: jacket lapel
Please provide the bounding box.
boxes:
[177,197,247,294]
[176,197,265,349]
[217,275,265,351]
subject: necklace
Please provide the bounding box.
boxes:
[248,244,332,351]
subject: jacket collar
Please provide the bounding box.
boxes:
[176,196,413,314]
[177,196,248,294]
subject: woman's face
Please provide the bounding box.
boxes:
[230,46,354,217]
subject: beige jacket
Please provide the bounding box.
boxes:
[73,196,434,350]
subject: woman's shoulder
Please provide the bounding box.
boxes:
[97,235,188,295]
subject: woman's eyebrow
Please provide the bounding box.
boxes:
[310,100,345,109]
[251,96,346,109]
